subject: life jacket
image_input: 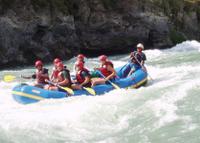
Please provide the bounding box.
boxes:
[52,69,59,79]
[130,52,140,66]
[131,51,146,63]
[35,68,49,84]
[99,61,114,77]
[57,69,72,87]
[76,68,91,84]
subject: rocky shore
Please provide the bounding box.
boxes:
[0,0,199,68]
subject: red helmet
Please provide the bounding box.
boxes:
[35,60,43,67]
[53,58,61,65]
[77,54,85,60]
[56,62,64,69]
[99,55,107,61]
[75,61,84,69]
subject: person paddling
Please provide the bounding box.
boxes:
[134,43,147,66]
[22,60,49,88]
[71,61,92,90]
[50,58,62,82]
[131,43,146,67]
[127,43,147,76]
[91,55,117,86]
[74,54,86,72]
[47,62,72,92]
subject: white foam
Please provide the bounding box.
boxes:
[169,40,200,52]
[147,79,200,128]
[0,40,200,142]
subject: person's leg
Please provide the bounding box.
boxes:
[71,84,82,90]
[91,78,106,86]
[44,84,51,90]
[34,83,45,88]
[48,86,59,91]
[122,63,132,77]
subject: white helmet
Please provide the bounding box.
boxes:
[137,43,144,49]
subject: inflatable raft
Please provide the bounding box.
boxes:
[12,64,148,104]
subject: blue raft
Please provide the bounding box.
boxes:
[12,64,148,104]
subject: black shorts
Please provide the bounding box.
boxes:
[83,82,92,87]
[58,87,67,93]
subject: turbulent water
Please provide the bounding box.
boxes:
[0,40,200,143]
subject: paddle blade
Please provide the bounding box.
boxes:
[61,86,74,95]
[83,87,96,95]
[3,75,16,82]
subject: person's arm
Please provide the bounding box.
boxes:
[105,65,116,81]
[21,73,36,79]
[40,69,49,78]
[127,66,136,76]
[80,76,90,86]
[71,79,77,84]
[141,60,145,66]
[140,53,146,66]
[21,74,35,79]
[58,78,69,86]
[57,71,70,86]
[50,71,54,81]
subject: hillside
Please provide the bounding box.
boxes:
[0,0,199,67]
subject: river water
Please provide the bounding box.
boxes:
[0,40,200,143]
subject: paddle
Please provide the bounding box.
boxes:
[82,87,96,95]
[3,75,16,82]
[132,54,153,81]
[96,70,120,89]
[46,80,74,95]
[3,74,35,82]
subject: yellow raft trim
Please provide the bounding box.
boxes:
[12,91,44,100]
[129,77,148,89]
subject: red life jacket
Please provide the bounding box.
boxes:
[52,69,59,79]
[36,68,49,84]
[76,68,90,84]
[99,61,114,77]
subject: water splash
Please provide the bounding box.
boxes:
[1,40,200,143]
